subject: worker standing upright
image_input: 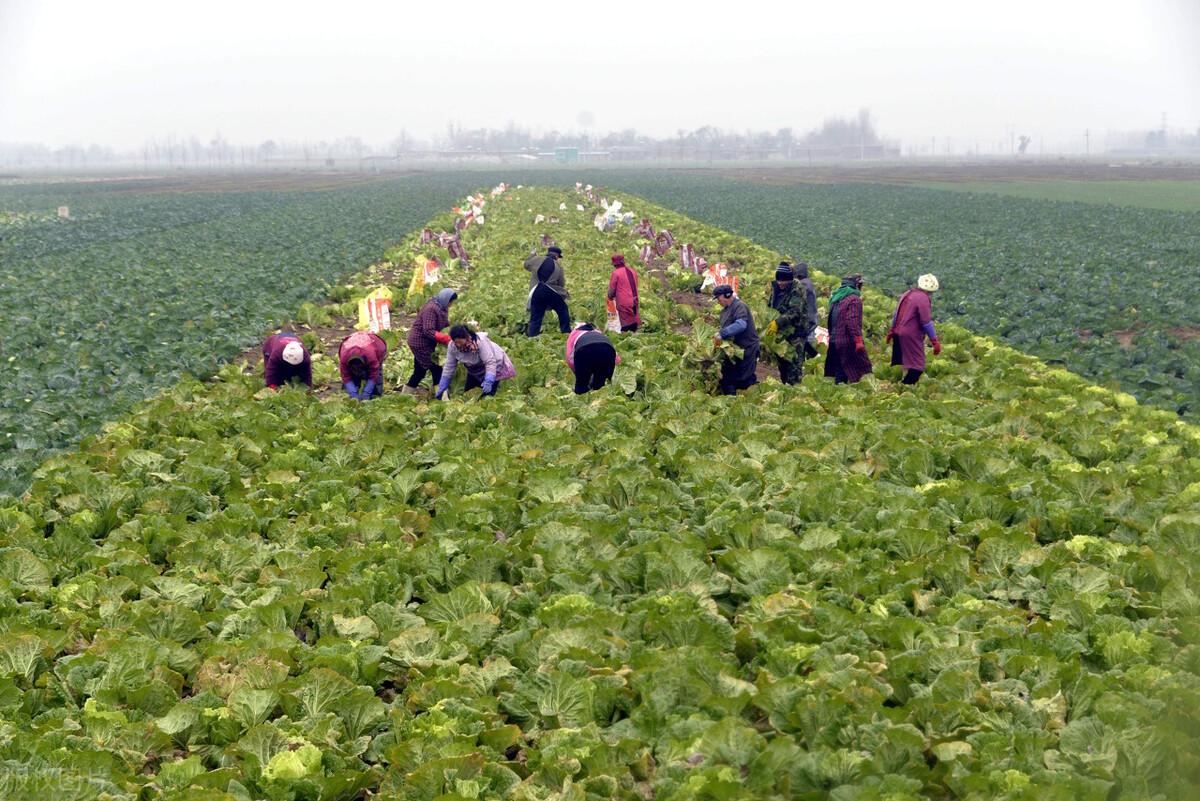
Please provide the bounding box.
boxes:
[823,274,872,385]
[764,262,810,384]
[712,284,760,395]
[606,254,641,332]
[887,273,941,385]
[524,246,572,336]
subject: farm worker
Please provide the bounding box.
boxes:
[763,262,810,384]
[339,330,387,400]
[823,273,872,385]
[565,322,621,394]
[712,284,760,395]
[403,288,456,395]
[887,273,941,385]
[606,254,641,332]
[794,262,820,357]
[262,333,311,389]
[524,245,572,336]
[436,324,516,399]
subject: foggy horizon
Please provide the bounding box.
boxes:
[2,0,1198,156]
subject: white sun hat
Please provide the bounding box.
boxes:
[918,274,940,292]
[282,341,305,365]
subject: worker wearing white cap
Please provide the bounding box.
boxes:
[262,333,313,389]
[886,274,941,385]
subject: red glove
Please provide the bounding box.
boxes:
[932,339,942,356]
[884,331,893,344]
[267,384,279,391]
[434,331,451,345]
[854,336,865,353]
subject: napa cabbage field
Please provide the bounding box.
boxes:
[0,174,484,497]
[592,173,1200,420]
[1,183,1198,801]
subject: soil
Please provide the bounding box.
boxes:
[1169,326,1200,343]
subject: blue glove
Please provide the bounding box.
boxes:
[343,381,359,399]
[435,378,450,399]
[361,379,377,399]
[481,373,496,396]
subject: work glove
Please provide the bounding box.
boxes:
[854,336,866,354]
[343,381,360,399]
[931,338,942,356]
[434,331,451,345]
[360,379,377,399]
[267,384,279,391]
[884,331,893,344]
[481,374,496,396]
[765,320,778,336]
[435,379,450,400]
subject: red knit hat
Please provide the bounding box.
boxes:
[611,254,625,266]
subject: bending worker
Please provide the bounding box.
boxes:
[565,322,620,394]
[887,273,941,385]
[262,332,312,389]
[404,288,456,395]
[712,284,760,395]
[436,325,516,399]
[339,330,387,400]
[524,245,572,336]
[764,262,810,384]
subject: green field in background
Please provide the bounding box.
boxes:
[912,179,1200,212]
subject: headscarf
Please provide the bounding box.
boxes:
[828,275,863,330]
[433,288,458,310]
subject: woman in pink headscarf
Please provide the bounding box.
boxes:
[606,254,641,332]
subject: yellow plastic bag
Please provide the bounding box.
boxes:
[357,286,393,332]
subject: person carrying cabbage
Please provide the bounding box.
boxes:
[763,262,810,384]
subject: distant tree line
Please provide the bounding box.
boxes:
[0,110,896,168]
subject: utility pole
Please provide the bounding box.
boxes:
[1084,129,1090,156]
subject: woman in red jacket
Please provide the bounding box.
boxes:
[338,331,387,400]
[887,273,941,385]
[823,274,873,385]
[606,254,640,332]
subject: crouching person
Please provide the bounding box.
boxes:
[566,323,620,394]
[339,330,387,400]
[262,333,312,389]
[436,325,516,399]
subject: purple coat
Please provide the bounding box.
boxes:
[407,298,450,370]
[823,294,872,383]
[262,334,312,387]
[890,289,935,372]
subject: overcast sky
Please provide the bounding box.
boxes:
[1,0,1197,151]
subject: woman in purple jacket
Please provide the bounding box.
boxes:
[262,333,312,389]
[887,273,941,385]
[823,274,872,385]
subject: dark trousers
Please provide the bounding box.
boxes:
[528,284,571,336]
[574,342,616,394]
[406,362,442,388]
[719,365,758,396]
[620,322,638,333]
[464,373,497,396]
[777,345,805,385]
[902,368,923,385]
